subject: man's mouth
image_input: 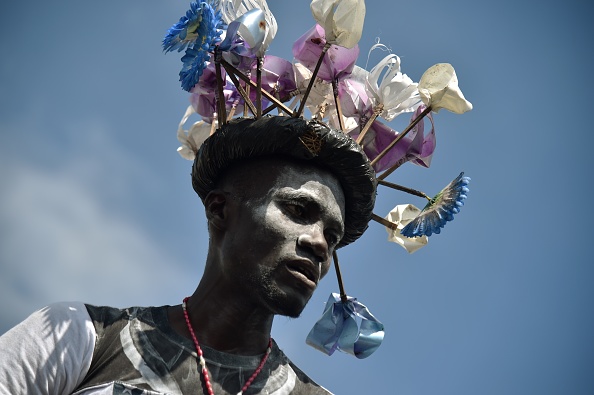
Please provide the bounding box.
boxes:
[286,259,319,288]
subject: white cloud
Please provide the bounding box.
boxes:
[0,122,197,334]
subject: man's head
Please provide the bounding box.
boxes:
[192,116,377,248]
[204,157,345,317]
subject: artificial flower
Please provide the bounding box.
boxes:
[189,62,239,122]
[364,104,436,172]
[310,0,365,49]
[221,45,258,72]
[252,55,297,102]
[350,114,435,173]
[163,1,225,92]
[401,172,471,237]
[385,204,429,253]
[406,105,436,168]
[349,121,396,171]
[418,63,473,114]
[291,62,333,117]
[337,66,373,119]
[176,106,212,160]
[219,0,277,57]
[293,24,359,83]
[219,8,266,56]
[306,293,384,359]
[162,1,223,53]
[221,55,297,114]
[366,53,421,121]
[328,111,358,131]
[339,75,435,172]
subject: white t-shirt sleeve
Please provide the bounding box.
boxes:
[0,301,96,395]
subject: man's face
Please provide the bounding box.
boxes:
[219,159,346,318]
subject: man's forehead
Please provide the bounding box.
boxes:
[224,156,345,195]
[275,162,341,186]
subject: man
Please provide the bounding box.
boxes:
[0,116,377,394]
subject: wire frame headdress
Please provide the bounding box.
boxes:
[164,0,473,358]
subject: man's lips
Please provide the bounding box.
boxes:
[285,259,319,288]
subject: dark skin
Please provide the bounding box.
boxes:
[168,158,346,356]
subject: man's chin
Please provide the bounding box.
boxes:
[282,304,305,319]
[270,298,308,318]
[267,288,311,318]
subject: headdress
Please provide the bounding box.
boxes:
[164,0,473,359]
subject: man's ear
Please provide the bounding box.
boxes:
[204,190,229,231]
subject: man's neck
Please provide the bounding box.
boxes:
[169,275,274,356]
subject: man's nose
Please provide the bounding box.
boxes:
[297,225,329,264]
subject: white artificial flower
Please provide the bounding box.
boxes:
[176,105,212,160]
[418,63,473,114]
[220,0,277,57]
[310,0,365,49]
[367,53,421,121]
[330,111,358,131]
[385,204,428,253]
[292,62,333,118]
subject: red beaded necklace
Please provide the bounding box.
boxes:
[182,297,272,395]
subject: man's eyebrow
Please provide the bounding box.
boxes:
[274,189,317,202]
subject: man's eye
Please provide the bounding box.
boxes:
[325,232,340,247]
[286,203,305,218]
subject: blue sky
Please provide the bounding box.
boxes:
[1,1,593,394]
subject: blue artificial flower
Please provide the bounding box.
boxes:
[163,1,225,91]
[401,172,470,237]
[306,293,384,359]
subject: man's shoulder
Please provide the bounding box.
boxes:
[3,301,94,340]
[83,304,170,340]
[84,304,156,323]
[272,344,334,395]
[0,301,97,395]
